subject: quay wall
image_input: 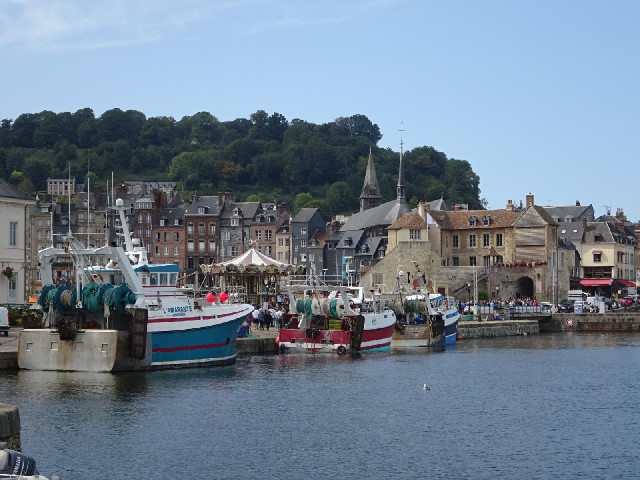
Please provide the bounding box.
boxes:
[0,403,21,451]
[543,313,640,333]
[458,320,540,339]
[236,336,278,355]
[0,351,17,370]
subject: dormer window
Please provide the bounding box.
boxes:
[231,218,239,227]
[565,215,573,222]
[482,217,489,227]
[468,217,476,227]
[160,219,165,227]
[268,215,275,223]
[553,216,560,222]
[174,219,179,226]
[234,208,240,216]
[198,206,206,214]
[301,227,307,235]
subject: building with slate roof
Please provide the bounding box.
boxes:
[0,179,36,304]
[341,142,411,236]
[291,207,326,272]
[360,147,383,211]
[153,204,186,273]
[544,201,595,224]
[219,192,261,262]
[576,211,639,297]
[184,194,225,282]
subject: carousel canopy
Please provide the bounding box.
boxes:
[201,248,304,274]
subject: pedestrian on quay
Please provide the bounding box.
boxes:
[258,308,265,330]
[252,308,260,331]
[264,309,273,331]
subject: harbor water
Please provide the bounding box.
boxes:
[2,332,640,479]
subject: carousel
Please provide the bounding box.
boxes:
[200,248,304,306]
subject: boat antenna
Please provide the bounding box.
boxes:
[87,156,91,248]
[67,162,72,238]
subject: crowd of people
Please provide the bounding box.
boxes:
[456,297,543,313]
[244,302,288,334]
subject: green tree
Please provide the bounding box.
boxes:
[293,192,313,215]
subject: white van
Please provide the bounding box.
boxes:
[0,307,8,336]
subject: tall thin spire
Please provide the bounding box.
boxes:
[397,125,406,203]
[360,146,383,211]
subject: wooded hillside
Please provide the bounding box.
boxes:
[0,109,484,217]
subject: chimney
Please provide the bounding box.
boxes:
[417,201,426,221]
[576,200,581,206]
[506,200,514,212]
[526,193,534,208]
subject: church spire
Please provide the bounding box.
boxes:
[360,146,383,211]
[396,127,406,203]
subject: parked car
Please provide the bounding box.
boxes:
[540,302,553,311]
[557,299,574,313]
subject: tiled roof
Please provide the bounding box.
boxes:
[440,209,521,230]
[387,212,427,231]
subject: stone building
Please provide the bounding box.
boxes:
[26,202,54,297]
[0,180,36,304]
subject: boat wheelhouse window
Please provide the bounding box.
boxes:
[159,273,168,285]
[150,274,158,285]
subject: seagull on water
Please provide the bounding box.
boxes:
[423,384,430,390]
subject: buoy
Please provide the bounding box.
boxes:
[206,292,216,303]
[457,335,462,341]
[423,384,430,390]
[275,337,280,345]
[219,292,229,302]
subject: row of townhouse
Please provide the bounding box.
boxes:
[2,180,295,300]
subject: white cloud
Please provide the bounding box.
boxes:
[0,0,263,50]
[0,0,401,50]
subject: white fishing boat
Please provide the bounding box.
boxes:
[18,199,253,372]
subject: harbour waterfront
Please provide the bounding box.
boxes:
[2,332,640,479]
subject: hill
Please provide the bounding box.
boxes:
[0,109,484,217]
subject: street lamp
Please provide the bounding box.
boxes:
[466,283,471,302]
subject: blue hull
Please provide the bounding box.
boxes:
[151,317,245,367]
[444,311,459,345]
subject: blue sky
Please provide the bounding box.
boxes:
[1,0,638,220]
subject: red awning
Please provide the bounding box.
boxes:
[616,279,636,287]
[580,279,613,287]
[592,250,602,254]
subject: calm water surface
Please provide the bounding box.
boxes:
[2,332,640,479]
